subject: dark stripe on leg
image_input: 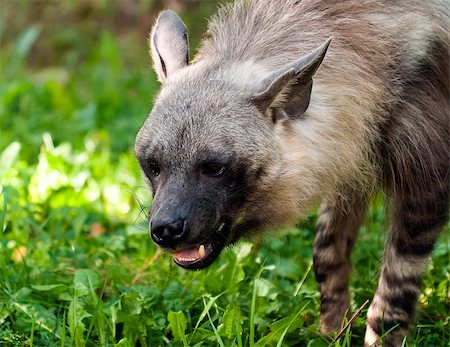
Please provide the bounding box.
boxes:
[369,317,409,337]
[385,290,418,317]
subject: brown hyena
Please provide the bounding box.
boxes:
[134,1,449,345]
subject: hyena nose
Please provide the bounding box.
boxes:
[150,217,187,248]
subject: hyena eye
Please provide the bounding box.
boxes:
[199,162,227,178]
[147,160,161,177]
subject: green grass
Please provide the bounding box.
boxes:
[0,2,448,346]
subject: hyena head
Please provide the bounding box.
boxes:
[135,11,330,270]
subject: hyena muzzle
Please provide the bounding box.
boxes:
[135,1,449,345]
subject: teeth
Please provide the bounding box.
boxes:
[178,257,197,262]
[198,245,206,258]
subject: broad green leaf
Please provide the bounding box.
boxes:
[68,297,91,347]
[74,269,101,298]
[185,328,215,344]
[219,302,241,339]
[0,305,10,325]
[119,292,142,316]
[31,284,66,292]
[59,292,73,302]
[254,313,304,347]
[0,142,21,176]
[255,278,278,300]
[12,302,61,338]
[13,287,32,300]
[167,310,187,342]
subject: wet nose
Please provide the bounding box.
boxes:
[150,217,187,248]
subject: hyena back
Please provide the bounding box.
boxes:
[135,1,449,346]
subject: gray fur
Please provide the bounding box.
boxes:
[135,1,449,345]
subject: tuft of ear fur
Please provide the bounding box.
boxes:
[251,38,331,121]
[150,10,189,84]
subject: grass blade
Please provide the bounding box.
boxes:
[85,266,110,344]
[294,261,312,296]
[194,293,222,329]
[0,188,8,232]
[275,303,309,347]
[250,264,267,347]
[204,297,225,347]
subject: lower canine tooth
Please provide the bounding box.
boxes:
[198,245,206,258]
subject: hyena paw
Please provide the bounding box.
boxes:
[319,312,348,336]
[364,323,407,347]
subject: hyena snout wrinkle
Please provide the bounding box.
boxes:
[135,1,450,345]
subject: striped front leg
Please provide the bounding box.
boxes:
[313,196,367,334]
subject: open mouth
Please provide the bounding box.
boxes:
[169,223,228,270]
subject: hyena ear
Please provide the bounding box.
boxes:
[150,10,189,84]
[251,38,331,122]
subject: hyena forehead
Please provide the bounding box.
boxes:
[138,75,276,165]
[154,59,270,116]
